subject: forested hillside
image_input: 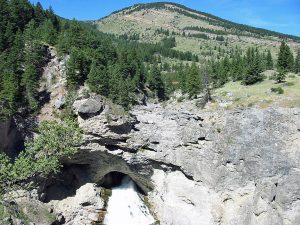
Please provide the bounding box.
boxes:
[1,0,300,122]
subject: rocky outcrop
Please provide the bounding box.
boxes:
[38,46,68,122]
[12,95,300,225]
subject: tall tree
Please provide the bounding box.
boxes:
[148,64,165,100]
[87,62,109,97]
[0,71,19,119]
[277,40,294,72]
[243,50,264,85]
[0,0,9,51]
[187,63,201,98]
[266,50,274,70]
[294,49,300,74]
[66,48,89,89]
[22,64,39,111]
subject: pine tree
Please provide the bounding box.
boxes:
[34,2,44,24]
[148,64,165,100]
[0,71,19,119]
[9,0,34,31]
[22,64,39,111]
[66,48,89,89]
[275,69,286,83]
[178,63,187,93]
[266,50,273,70]
[294,49,300,74]
[108,68,121,102]
[277,40,294,72]
[40,19,57,45]
[0,0,9,51]
[87,62,109,97]
[243,50,264,85]
[186,63,201,98]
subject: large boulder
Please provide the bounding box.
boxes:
[73,97,104,117]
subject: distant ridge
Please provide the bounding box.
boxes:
[97,2,300,42]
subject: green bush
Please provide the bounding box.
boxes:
[271,87,284,94]
[0,119,82,195]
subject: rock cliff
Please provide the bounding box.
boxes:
[39,96,300,225]
[3,94,300,225]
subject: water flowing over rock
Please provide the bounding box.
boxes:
[11,96,300,225]
[104,175,155,225]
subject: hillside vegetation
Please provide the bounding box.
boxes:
[94,2,300,63]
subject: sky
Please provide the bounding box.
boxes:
[31,0,300,36]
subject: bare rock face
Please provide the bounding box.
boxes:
[48,183,104,225]
[32,96,300,225]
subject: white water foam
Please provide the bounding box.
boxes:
[103,176,155,225]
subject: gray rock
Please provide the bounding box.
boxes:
[54,96,65,109]
[73,97,104,117]
[15,99,300,225]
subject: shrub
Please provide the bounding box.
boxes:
[271,87,284,94]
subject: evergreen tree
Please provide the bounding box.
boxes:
[243,50,264,85]
[108,68,121,102]
[294,49,300,74]
[186,63,201,98]
[148,64,165,100]
[66,48,89,89]
[40,19,57,45]
[22,64,39,111]
[34,2,44,24]
[178,63,187,93]
[275,69,286,83]
[277,40,294,72]
[9,0,34,31]
[87,62,109,96]
[266,50,273,70]
[0,71,19,119]
[0,0,9,51]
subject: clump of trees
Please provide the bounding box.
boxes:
[0,119,82,195]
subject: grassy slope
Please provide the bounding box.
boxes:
[213,71,300,109]
[93,3,300,63]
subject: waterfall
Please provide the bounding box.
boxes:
[103,175,155,225]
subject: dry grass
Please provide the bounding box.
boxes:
[213,71,300,109]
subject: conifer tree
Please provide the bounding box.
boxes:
[34,2,44,24]
[294,49,300,74]
[87,62,109,97]
[40,19,57,45]
[22,64,39,111]
[66,48,89,89]
[266,50,273,70]
[0,0,9,51]
[186,63,201,98]
[148,64,165,100]
[277,40,294,72]
[243,50,264,85]
[178,63,187,93]
[275,69,286,83]
[0,71,19,119]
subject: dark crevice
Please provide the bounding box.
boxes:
[105,144,137,153]
[98,171,146,195]
[41,164,90,203]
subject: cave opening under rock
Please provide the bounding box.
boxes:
[42,164,90,203]
[98,171,146,195]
